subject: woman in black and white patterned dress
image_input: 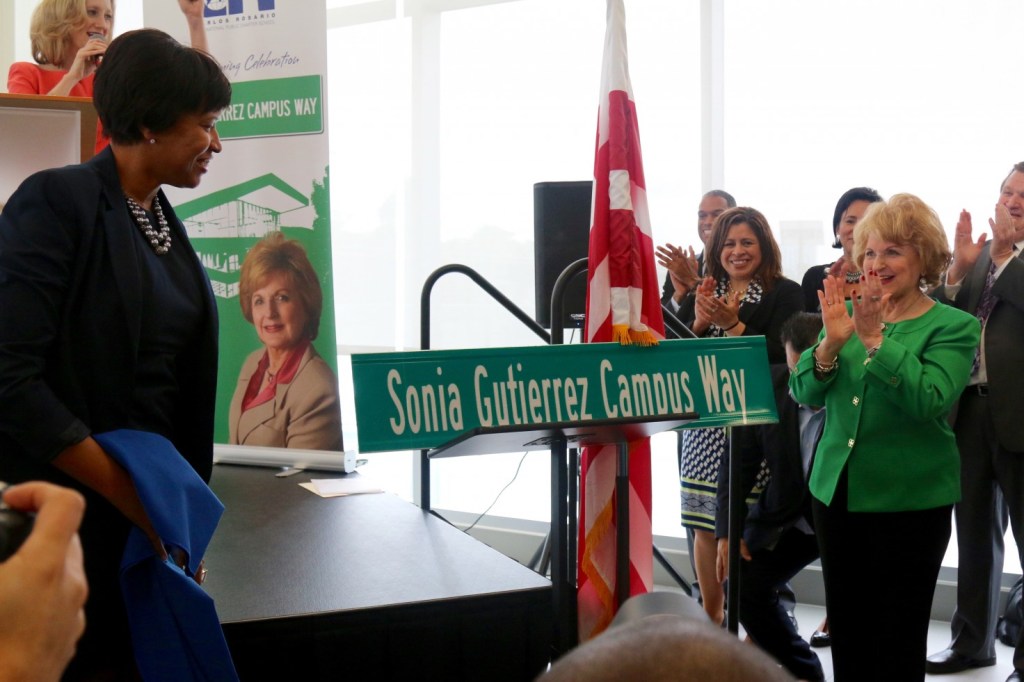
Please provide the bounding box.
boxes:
[675,206,803,625]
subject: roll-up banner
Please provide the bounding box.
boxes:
[143,0,342,451]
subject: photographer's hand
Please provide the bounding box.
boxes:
[0,482,87,682]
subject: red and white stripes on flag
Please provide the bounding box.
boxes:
[577,0,665,640]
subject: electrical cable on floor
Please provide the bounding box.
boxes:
[463,451,529,533]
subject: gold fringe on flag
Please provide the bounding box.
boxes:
[628,329,659,347]
[612,325,661,347]
[612,324,632,345]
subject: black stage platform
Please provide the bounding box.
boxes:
[204,464,553,681]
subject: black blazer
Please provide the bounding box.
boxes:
[674,277,803,364]
[715,365,816,551]
[0,147,219,482]
[935,244,1024,451]
[0,148,219,670]
[800,262,833,313]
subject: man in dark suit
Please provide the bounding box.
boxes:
[657,189,736,314]
[928,162,1024,682]
[715,312,825,682]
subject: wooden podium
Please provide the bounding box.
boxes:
[0,92,98,204]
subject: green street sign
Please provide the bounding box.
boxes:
[217,75,323,139]
[351,337,778,453]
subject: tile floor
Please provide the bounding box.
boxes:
[790,604,1016,681]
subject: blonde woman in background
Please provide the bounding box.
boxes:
[7,0,208,151]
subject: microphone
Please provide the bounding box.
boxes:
[87,32,106,64]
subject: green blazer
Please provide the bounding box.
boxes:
[790,301,980,512]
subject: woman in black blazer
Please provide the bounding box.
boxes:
[800,187,883,312]
[0,30,230,678]
[676,207,803,626]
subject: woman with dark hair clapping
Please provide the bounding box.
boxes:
[676,206,803,625]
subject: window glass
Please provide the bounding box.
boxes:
[724,0,1024,285]
[724,0,1024,572]
[433,0,699,527]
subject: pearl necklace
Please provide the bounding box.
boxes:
[125,195,172,255]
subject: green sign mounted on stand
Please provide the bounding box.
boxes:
[351,337,778,453]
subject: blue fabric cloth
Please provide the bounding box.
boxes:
[94,430,238,682]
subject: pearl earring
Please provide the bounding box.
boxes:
[149,138,156,145]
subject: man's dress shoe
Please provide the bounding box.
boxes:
[1006,671,1021,682]
[924,648,996,674]
[809,629,831,648]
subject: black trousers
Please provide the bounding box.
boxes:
[813,472,952,682]
[950,391,1024,669]
[738,527,824,681]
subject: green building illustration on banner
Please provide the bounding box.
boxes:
[175,174,312,301]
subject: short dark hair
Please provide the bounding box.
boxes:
[705,206,784,291]
[703,189,737,208]
[831,187,882,248]
[1000,162,1024,191]
[94,29,231,144]
[780,313,823,354]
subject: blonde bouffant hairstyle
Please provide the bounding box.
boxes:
[30,0,116,67]
[852,193,951,290]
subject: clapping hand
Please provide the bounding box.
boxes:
[656,243,700,299]
[948,210,987,284]
[849,270,886,349]
[694,277,740,332]
[815,275,854,359]
[989,204,1018,268]
[691,277,716,334]
[827,254,855,279]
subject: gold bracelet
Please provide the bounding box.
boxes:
[814,356,839,374]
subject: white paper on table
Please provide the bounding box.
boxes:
[302,476,384,498]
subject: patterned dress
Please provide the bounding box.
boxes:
[680,278,771,531]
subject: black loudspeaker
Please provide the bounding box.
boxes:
[534,180,592,329]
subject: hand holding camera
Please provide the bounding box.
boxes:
[0,483,34,561]
[0,482,87,682]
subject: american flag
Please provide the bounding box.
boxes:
[577,0,665,639]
